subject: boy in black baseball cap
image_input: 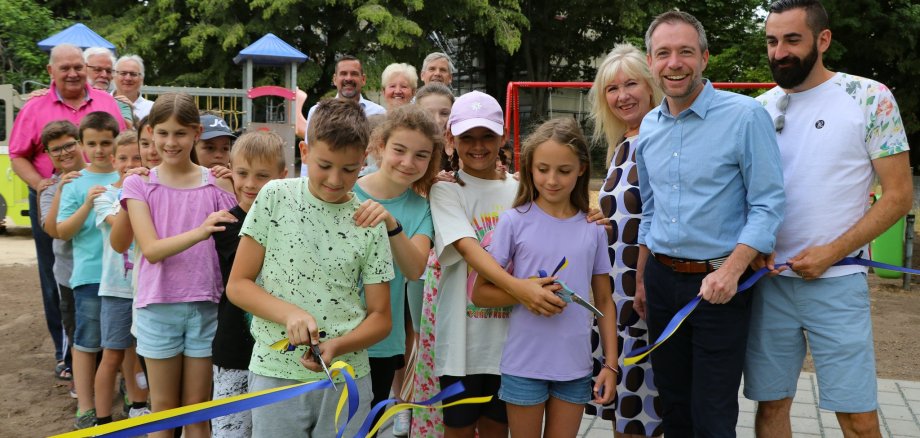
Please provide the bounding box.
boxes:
[196,114,237,168]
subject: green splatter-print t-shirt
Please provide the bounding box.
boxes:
[241,178,394,381]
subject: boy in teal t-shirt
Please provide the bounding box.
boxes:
[54,111,120,428]
[227,99,394,437]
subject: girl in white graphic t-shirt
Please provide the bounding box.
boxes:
[430,91,566,438]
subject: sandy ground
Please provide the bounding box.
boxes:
[2,219,920,437]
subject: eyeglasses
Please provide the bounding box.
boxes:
[774,93,790,133]
[116,71,142,78]
[46,141,78,157]
[86,65,114,75]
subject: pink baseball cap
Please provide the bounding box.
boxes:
[448,91,504,136]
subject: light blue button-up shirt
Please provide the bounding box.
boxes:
[636,80,785,260]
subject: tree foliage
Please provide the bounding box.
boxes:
[39,0,529,106]
[0,0,70,88]
[4,0,919,158]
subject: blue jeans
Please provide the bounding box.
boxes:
[29,188,64,362]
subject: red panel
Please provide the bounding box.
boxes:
[248,85,296,100]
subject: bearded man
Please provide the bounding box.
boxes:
[745,1,912,437]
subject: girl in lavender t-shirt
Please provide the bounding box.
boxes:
[121,93,237,438]
[473,118,618,437]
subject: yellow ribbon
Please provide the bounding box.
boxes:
[49,361,355,438]
[364,396,494,437]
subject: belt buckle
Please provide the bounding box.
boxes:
[668,257,679,270]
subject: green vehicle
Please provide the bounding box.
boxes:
[0,84,30,228]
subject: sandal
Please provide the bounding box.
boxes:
[55,361,73,381]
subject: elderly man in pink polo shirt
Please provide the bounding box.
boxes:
[9,43,126,374]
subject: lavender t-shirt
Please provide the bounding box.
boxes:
[488,202,611,381]
[121,167,236,308]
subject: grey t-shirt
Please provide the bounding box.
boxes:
[39,175,74,288]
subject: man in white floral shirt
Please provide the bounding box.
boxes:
[745,1,912,437]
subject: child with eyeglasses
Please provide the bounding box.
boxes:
[38,120,87,399]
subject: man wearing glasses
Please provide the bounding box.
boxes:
[746,1,912,437]
[84,47,135,125]
[114,55,153,120]
[9,44,126,379]
[84,47,116,92]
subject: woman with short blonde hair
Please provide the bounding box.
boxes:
[381,63,418,110]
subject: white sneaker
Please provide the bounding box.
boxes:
[392,409,410,436]
[128,406,151,418]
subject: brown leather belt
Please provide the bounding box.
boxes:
[653,253,727,274]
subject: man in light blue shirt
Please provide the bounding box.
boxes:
[635,10,784,437]
[301,55,385,176]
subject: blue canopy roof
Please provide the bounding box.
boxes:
[37,23,116,52]
[233,33,308,66]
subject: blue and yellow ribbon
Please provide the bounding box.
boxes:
[50,361,358,438]
[623,255,920,366]
[622,266,777,366]
[357,381,492,437]
[48,361,494,438]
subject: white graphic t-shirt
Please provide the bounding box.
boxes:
[430,171,518,376]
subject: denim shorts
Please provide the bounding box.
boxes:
[73,284,102,353]
[744,273,877,412]
[100,296,134,350]
[135,302,218,359]
[499,373,593,406]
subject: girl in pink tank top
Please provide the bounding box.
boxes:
[122,93,236,438]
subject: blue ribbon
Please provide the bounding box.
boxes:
[354,382,467,437]
[336,370,361,438]
[100,378,342,438]
[624,255,919,364]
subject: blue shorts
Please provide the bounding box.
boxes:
[135,302,217,359]
[744,273,877,412]
[100,296,134,350]
[73,284,102,353]
[499,373,593,406]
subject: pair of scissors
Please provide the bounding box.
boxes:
[270,331,337,390]
[554,279,605,318]
[538,256,604,318]
[305,344,337,391]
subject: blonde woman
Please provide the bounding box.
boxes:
[587,42,664,438]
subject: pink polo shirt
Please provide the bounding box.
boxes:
[9,82,127,179]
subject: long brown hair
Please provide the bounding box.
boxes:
[513,117,591,213]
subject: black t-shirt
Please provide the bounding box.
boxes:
[212,205,254,370]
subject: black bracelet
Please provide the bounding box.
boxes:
[387,220,403,237]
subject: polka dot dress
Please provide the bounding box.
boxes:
[586,136,663,436]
